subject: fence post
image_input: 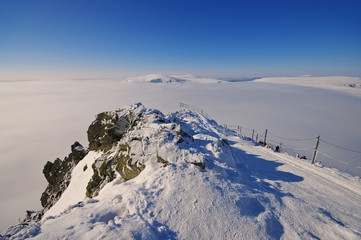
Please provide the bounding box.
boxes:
[312,136,320,164]
[264,129,268,145]
[252,129,254,143]
[255,134,258,145]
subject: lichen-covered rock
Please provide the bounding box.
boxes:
[85,143,146,198]
[114,144,145,181]
[86,106,148,152]
[87,112,123,152]
[86,155,116,198]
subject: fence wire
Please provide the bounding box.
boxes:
[268,131,315,142]
[177,103,361,175]
[226,125,361,173]
[320,139,361,154]
[179,102,211,119]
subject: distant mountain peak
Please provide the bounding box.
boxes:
[126,74,190,83]
[125,74,225,84]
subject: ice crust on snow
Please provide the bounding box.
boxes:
[2,103,361,240]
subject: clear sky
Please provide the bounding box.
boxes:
[1,0,360,79]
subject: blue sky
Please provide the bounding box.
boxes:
[1,0,360,79]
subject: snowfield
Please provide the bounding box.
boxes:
[2,104,361,239]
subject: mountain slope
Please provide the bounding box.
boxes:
[2,103,361,240]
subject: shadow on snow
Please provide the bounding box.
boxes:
[206,141,304,240]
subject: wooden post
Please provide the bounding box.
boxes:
[264,129,268,146]
[255,134,258,145]
[239,126,242,138]
[312,136,320,164]
[252,129,254,143]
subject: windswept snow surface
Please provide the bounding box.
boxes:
[2,110,361,240]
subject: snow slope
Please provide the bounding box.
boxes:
[2,105,360,239]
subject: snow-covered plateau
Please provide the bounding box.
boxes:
[1,74,361,237]
[1,102,361,240]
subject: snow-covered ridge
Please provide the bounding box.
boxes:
[2,103,361,239]
[126,74,190,83]
[125,74,361,97]
[255,76,361,97]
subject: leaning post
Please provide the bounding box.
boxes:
[312,136,320,164]
[264,129,268,146]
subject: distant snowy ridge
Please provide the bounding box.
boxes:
[126,74,190,83]
[2,103,361,240]
[125,74,224,84]
[126,74,361,97]
[255,76,361,97]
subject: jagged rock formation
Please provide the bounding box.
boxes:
[87,112,129,152]
[29,142,87,221]
[22,103,209,222]
[84,103,201,198]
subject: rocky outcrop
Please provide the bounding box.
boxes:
[87,112,126,152]
[84,103,203,198]
[19,142,87,222]
[21,103,208,222]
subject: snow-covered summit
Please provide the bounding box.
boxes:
[2,103,361,239]
[125,74,223,84]
[126,74,190,83]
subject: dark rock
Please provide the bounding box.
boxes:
[40,142,87,211]
[87,112,131,152]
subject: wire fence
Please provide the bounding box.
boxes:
[225,125,361,173]
[179,102,212,119]
[178,102,361,176]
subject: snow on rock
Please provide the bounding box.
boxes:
[2,103,361,240]
[42,151,102,220]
